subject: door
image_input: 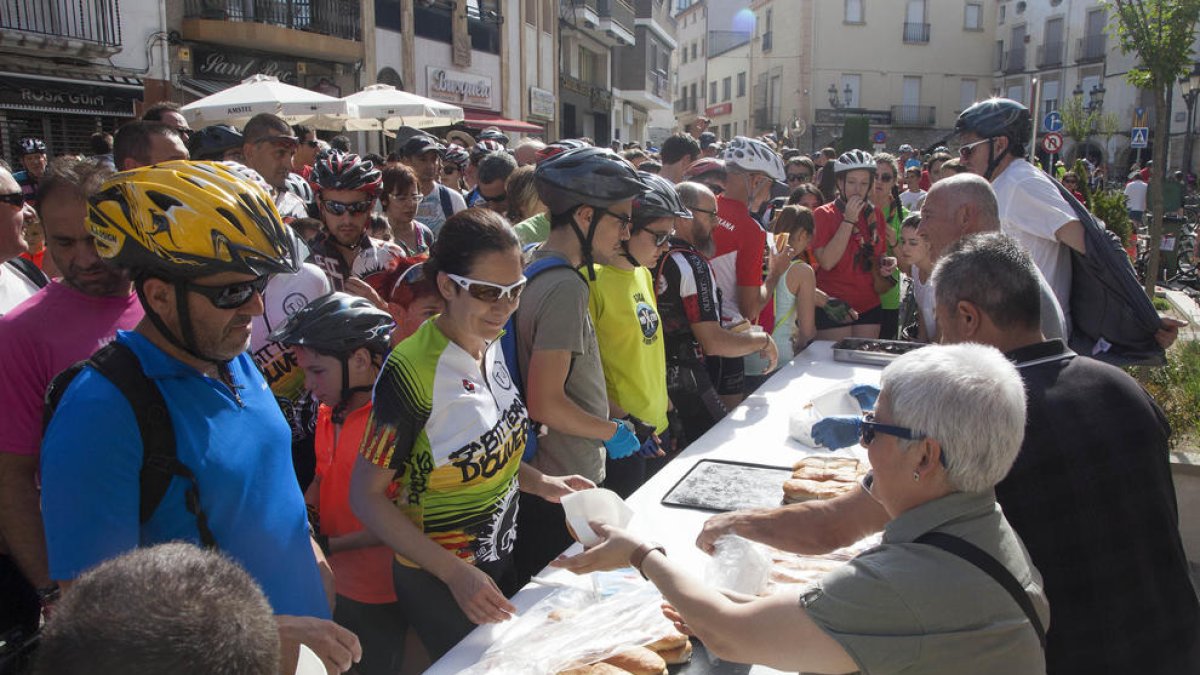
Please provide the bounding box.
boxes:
[1010,25,1026,70]
[902,76,921,124]
[1044,18,1063,65]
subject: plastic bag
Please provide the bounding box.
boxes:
[703,534,772,596]
[460,570,677,674]
[788,379,864,447]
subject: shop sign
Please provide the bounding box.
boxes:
[815,108,893,125]
[529,87,556,121]
[427,67,494,110]
[705,102,732,117]
[0,76,137,116]
[194,48,297,83]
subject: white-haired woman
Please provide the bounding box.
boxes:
[553,343,1048,675]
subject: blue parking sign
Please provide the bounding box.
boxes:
[1043,111,1063,133]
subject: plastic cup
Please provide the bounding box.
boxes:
[560,488,634,547]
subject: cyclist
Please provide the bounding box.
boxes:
[350,208,591,660]
[270,292,404,675]
[13,138,47,207]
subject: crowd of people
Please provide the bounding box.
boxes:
[0,95,1194,675]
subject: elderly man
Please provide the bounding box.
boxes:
[242,113,309,221]
[512,138,546,167]
[697,232,1200,675]
[0,165,44,316]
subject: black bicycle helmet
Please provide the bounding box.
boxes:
[477,128,510,146]
[955,98,1032,179]
[535,146,650,279]
[269,292,395,423]
[189,125,244,161]
[311,151,382,196]
[633,172,692,225]
[17,138,46,156]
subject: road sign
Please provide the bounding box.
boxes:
[1041,132,1064,154]
[1131,127,1149,149]
[872,130,887,144]
[1043,111,1063,133]
[1133,107,1148,128]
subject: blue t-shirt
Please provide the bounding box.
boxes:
[41,331,330,618]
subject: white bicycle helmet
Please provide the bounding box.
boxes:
[720,136,785,182]
[833,149,877,175]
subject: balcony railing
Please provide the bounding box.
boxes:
[891,105,936,127]
[1076,34,1106,63]
[1003,46,1026,74]
[561,72,612,109]
[184,0,361,41]
[902,22,930,44]
[0,0,122,47]
[1037,41,1064,68]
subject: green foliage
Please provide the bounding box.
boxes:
[1108,0,1200,90]
[1091,189,1134,246]
[1071,159,1093,203]
[1060,95,1099,144]
[1153,296,1174,311]
[837,117,871,153]
[1129,339,1200,448]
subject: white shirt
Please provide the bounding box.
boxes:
[909,264,937,339]
[899,189,926,212]
[1124,180,1148,212]
[0,262,41,317]
[991,159,1076,320]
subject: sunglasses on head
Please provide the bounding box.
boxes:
[446,272,527,303]
[185,275,269,309]
[0,192,26,208]
[322,198,375,216]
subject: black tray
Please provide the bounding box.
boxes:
[661,459,792,513]
[831,337,926,366]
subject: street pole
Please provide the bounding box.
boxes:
[1029,78,1041,166]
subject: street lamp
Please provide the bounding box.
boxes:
[1072,82,1107,113]
[1180,63,1200,176]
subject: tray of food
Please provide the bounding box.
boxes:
[661,460,793,513]
[831,337,926,366]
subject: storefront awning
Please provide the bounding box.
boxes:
[180,78,232,99]
[461,109,543,133]
[0,72,141,117]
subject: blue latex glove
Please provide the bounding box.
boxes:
[812,415,863,449]
[604,419,640,459]
[637,435,661,458]
[849,384,881,411]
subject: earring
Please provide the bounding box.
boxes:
[912,471,920,482]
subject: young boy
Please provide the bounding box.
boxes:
[899,166,926,212]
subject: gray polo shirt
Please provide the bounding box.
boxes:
[801,490,1049,675]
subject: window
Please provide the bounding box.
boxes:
[959,79,978,112]
[1006,82,1024,104]
[722,76,731,101]
[710,81,718,103]
[845,0,864,24]
[737,72,746,97]
[543,0,553,31]
[524,0,536,26]
[691,42,698,61]
[1042,79,1060,114]
[999,3,1006,24]
[964,3,982,30]
[691,82,698,107]
[840,73,861,108]
[722,123,731,139]
[681,48,687,64]
[375,0,402,31]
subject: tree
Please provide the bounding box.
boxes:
[1060,94,1100,146]
[1108,0,1200,296]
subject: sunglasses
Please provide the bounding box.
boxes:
[641,227,675,246]
[602,208,634,229]
[480,191,508,204]
[389,192,423,203]
[446,272,527,303]
[185,275,269,309]
[861,412,946,466]
[705,184,725,196]
[0,191,26,208]
[690,206,718,217]
[443,166,461,175]
[786,173,811,182]
[958,137,992,159]
[322,198,375,215]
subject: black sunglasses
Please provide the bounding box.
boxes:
[707,184,725,196]
[0,192,26,208]
[322,198,374,216]
[185,276,269,310]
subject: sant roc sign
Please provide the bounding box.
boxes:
[194,49,297,83]
[426,66,493,110]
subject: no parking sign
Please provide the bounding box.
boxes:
[1040,132,1064,154]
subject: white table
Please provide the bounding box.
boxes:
[427,341,884,674]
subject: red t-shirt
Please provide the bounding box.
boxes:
[710,195,767,325]
[919,169,932,191]
[314,402,398,604]
[811,202,884,313]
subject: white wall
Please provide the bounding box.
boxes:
[113,0,169,80]
[374,28,404,82]
[413,37,502,112]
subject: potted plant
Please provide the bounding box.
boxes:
[1090,188,1136,259]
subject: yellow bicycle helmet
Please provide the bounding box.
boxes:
[88,160,298,279]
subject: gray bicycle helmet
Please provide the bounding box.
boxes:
[955,98,1032,179]
[833,149,877,175]
[189,125,244,161]
[633,172,692,225]
[477,127,510,146]
[269,291,395,422]
[17,138,46,156]
[720,136,785,181]
[311,151,382,196]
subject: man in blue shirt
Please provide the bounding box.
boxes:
[40,161,361,674]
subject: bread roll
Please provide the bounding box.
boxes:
[643,632,688,652]
[589,665,634,675]
[774,232,790,251]
[556,666,595,675]
[792,456,860,473]
[602,646,667,675]
[783,477,855,503]
[656,639,693,665]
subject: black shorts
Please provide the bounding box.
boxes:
[705,355,745,396]
[815,304,884,330]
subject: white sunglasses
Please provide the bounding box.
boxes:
[445,273,528,302]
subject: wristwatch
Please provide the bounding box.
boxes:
[629,542,666,580]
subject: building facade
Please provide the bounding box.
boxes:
[672,0,708,135]
[612,0,677,146]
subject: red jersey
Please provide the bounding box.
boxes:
[710,194,767,325]
[811,202,885,313]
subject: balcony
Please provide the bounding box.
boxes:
[596,0,635,47]
[902,22,930,44]
[674,96,697,113]
[891,105,936,127]
[621,70,671,111]
[185,0,360,40]
[633,0,677,49]
[1037,41,1064,68]
[1002,45,1026,74]
[0,0,122,57]
[561,72,612,111]
[1076,33,1106,63]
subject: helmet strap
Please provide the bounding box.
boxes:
[135,278,226,367]
[983,138,1004,181]
[331,353,372,424]
[569,206,604,281]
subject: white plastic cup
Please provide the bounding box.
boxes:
[560,488,634,547]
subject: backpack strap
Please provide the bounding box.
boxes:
[438,184,454,218]
[915,531,1046,650]
[5,258,48,289]
[47,342,218,549]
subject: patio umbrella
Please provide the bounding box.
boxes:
[180,74,349,130]
[342,84,464,131]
